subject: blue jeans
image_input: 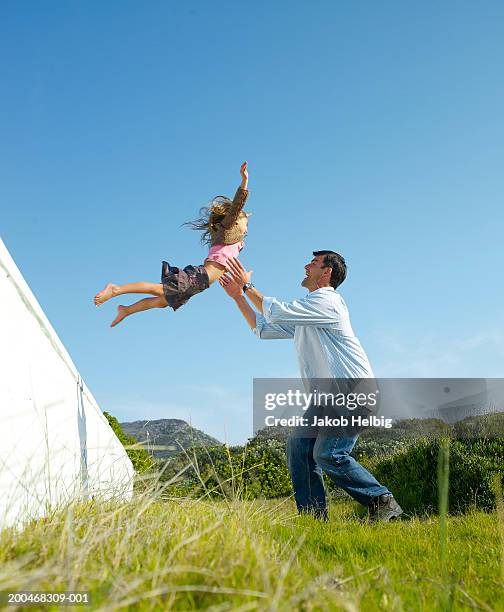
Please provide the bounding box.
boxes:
[286,427,391,515]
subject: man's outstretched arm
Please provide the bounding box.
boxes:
[219,274,257,329]
[219,274,294,339]
[226,257,338,328]
[226,257,264,312]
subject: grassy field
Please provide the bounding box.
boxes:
[0,491,503,611]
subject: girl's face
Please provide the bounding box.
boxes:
[237,214,249,235]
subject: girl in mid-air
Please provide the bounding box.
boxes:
[94,162,250,326]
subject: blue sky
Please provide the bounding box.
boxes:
[2,2,503,444]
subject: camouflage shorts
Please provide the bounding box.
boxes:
[161,261,210,311]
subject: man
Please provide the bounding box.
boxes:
[221,251,403,522]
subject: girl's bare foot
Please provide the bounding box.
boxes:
[94,283,118,306]
[111,305,128,327]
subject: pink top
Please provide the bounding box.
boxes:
[205,240,244,267]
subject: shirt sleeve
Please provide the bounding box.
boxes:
[253,313,295,339]
[261,294,339,327]
[221,187,249,229]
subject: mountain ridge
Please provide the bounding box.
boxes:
[120,418,221,458]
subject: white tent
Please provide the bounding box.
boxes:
[0,237,134,529]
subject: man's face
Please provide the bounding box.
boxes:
[301,255,331,290]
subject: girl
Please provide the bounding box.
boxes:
[94,162,250,327]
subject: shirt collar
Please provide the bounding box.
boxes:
[308,286,337,297]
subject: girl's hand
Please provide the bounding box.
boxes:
[219,274,243,300]
[226,257,253,287]
[240,161,248,188]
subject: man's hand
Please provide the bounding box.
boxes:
[222,258,264,322]
[219,274,243,300]
[226,257,252,287]
[219,271,257,329]
[240,161,248,189]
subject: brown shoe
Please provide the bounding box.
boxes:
[368,494,403,522]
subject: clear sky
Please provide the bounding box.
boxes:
[2,2,503,444]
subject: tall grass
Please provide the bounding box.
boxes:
[438,438,450,569]
[0,494,356,610]
[493,473,504,585]
[438,438,456,611]
[0,456,503,611]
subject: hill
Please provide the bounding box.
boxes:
[120,419,221,458]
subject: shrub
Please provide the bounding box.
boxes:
[242,438,292,498]
[354,418,451,460]
[160,413,504,513]
[368,437,504,515]
[161,445,242,497]
[162,440,292,499]
[453,412,504,439]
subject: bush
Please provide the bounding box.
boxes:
[103,411,156,474]
[161,445,242,497]
[162,440,292,499]
[354,418,452,460]
[243,438,293,498]
[367,437,504,515]
[453,412,504,439]
[160,413,504,512]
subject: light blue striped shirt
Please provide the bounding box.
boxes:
[254,287,374,379]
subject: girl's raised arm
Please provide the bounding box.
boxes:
[222,162,249,229]
[240,161,248,190]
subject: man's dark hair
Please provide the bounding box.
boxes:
[313,250,347,289]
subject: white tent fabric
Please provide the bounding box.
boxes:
[0,237,134,529]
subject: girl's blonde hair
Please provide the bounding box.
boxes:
[185,196,246,245]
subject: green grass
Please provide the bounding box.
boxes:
[0,493,502,611]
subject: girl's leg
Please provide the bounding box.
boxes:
[203,261,227,285]
[111,296,168,327]
[95,282,164,306]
